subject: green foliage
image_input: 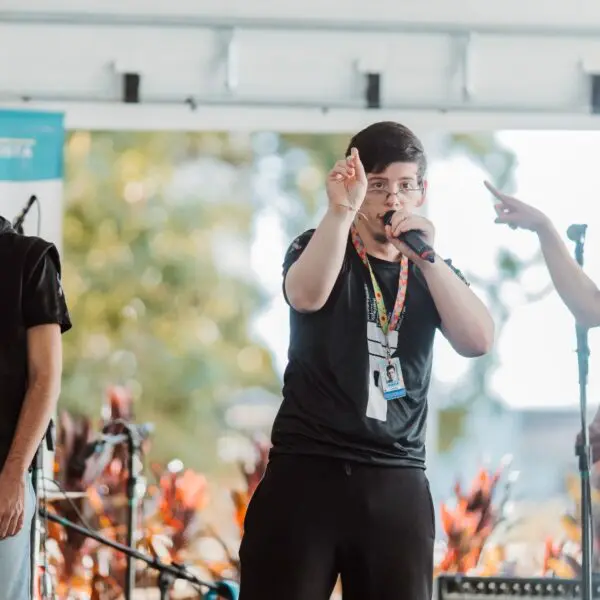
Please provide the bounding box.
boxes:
[437,406,469,453]
[61,131,279,472]
[448,133,517,191]
[277,133,350,236]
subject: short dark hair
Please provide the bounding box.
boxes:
[345,121,427,182]
[386,364,396,373]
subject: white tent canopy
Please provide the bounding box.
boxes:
[3,0,600,131]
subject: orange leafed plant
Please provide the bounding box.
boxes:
[436,463,506,575]
[41,386,270,598]
[541,468,600,579]
[158,469,209,528]
[231,436,270,534]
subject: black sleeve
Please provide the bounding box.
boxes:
[282,230,315,306]
[22,252,72,334]
[282,228,351,309]
[282,229,315,277]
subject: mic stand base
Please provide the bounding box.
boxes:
[577,440,594,600]
[125,426,140,600]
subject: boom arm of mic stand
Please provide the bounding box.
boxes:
[38,508,238,599]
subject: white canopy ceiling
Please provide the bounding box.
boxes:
[3,0,600,131]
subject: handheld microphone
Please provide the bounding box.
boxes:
[382,210,436,263]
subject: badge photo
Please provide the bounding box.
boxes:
[380,357,406,401]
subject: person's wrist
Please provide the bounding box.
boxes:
[535,216,557,240]
[327,202,359,223]
[0,463,25,483]
[416,256,441,275]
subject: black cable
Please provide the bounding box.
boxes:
[36,198,41,236]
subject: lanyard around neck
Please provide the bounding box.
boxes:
[350,225,409,335]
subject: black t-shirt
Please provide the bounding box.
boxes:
[23,253,72,334]
[0,218,71,470]
[270,229,467,468]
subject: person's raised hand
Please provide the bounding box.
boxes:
[485,180,550,233]
[326,147,368,213]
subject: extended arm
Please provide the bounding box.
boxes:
[537,223,600,328]
[0,246,70,539]
[487,180,600,328]
[0,324,62,538]
[2,324,62,478]
[285,148,367,312]
[421,259,495,357]
[385,210,494,357]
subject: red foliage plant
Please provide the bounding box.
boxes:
[40,387,269,598]
[436,465,504,575]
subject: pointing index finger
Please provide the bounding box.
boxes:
[484,180,515,205]
[484,180,503,199]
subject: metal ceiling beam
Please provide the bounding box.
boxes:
[3,8,600,132]
[0,9,599,38]
[0,93,593,116]
[3,101,600,133]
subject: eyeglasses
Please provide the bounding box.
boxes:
[366,182,423,202]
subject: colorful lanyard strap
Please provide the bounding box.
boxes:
[350,225,409,336]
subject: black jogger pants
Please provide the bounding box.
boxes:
[239,454,435,600]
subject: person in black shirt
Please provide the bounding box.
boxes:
[0,215,71,599]
[239,122,495,600]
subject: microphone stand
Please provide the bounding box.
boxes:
[71,421,155,599]
[74,427,139,599]
[38,509,239,599]
[570,224,594,600]
[30,420,55,599]
[124,424,142,600]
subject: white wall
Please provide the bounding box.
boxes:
[4,1,600,131]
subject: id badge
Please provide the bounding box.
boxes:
[380,357,406,401]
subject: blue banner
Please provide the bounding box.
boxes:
[0,110,64,181]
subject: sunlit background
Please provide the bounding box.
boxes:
[3,1,600,594]
[255,131,600,410]
[47,127,600,592]
[57,129,600,503]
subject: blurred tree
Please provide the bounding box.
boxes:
[267,133,349,238]
[61,131,279,472]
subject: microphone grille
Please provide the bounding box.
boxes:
[382,210,395,226]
